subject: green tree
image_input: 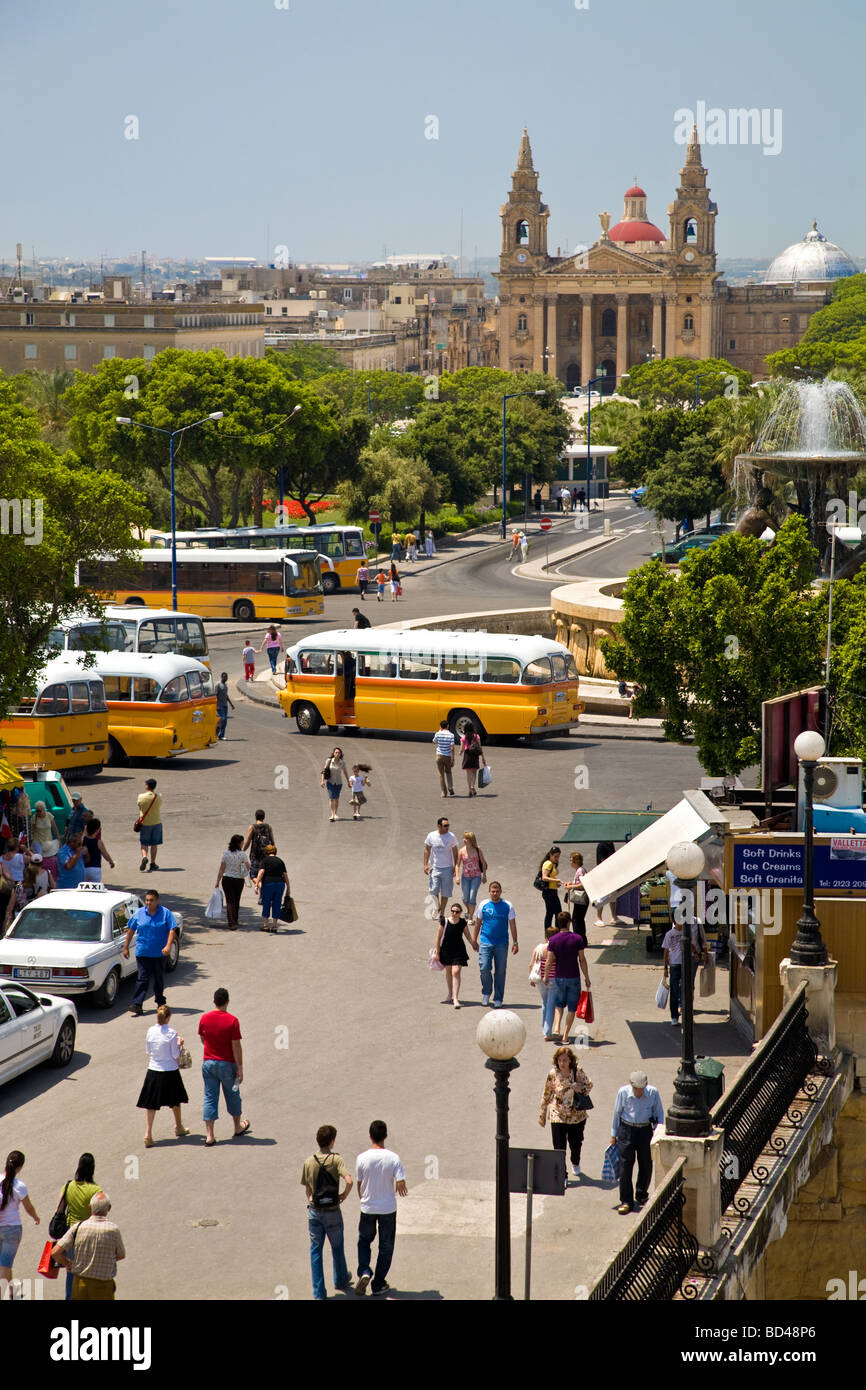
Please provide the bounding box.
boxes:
[399,402,487,512]
[610,407,701,486]
[579,398,643,447]
[338,444,440,530]
[265,343,344,379]
[643,435,726,530]
[801,273,866,345]
[600,517,825,775]
[310,369,424,423]
[766,341,866,378]
[618,356,751,408]
[12,368,76,449]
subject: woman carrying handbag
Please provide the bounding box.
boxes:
[52,1153,99,1299]
[538,1046,593,1180]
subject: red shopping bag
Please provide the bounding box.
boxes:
[37,1240,59,1278]
[576,990,594,1024]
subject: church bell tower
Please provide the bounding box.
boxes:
[499,129,549,274]
[667,126,717,271]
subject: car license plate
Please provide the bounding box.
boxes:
[14,968,50,980]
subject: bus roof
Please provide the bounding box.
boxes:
[30,658,107,691]
[57,651,211,682]
[287,628,569,662]
[103,606,203,623]
[133,548,320,564]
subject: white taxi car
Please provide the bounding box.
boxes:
[0,981,77,1085]
[0,884,183,1009]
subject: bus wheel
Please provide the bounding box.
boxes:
[233,599,255,621]
[449,709,486,742]
[322,573,339,595]
[107,736,128,766]
[295,703,322,735]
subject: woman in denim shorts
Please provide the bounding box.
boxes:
[0,1150,41,1295]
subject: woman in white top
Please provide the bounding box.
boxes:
[321,746,351,822]
[0,1149,40,1292]
[136,1005,190,1146]
[30,801,61,878]
[215,834,252,930]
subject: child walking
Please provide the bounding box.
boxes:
[374,569,387,602]
[349,764,372,820]
[242,640,256,682]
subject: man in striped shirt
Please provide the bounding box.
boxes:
[432,721,456,797]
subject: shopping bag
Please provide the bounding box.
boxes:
[576,989,594,1024]
[205,889,223,920]
[427,947,445,972]
[655,977,669,1010]
[602,1144,622,1183]
[478,764,492,788]
[699,957,716,997]
[37,1240,60,1279]
[279,895,298,924]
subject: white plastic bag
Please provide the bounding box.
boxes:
[655,977,669,1009]
[205,889,224,920]
[699,957,716,997]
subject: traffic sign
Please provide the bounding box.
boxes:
[540,515,553,532]
[369,509,380,524]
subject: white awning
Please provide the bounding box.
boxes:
[580,791,732,907]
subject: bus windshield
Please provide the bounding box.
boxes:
[48,622,127,653]
[290,558,321,596]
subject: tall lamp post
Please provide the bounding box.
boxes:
[365,379,372,415]
[116,412,223,611]
[584,372,607,508]
[664,841,711,1137]
[277,403,303,517]
[791,730,829,966]
[476,1009,526,1300]
[823,524,862,744]
[501,390,545,539]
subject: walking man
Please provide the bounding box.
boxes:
[432,719,456,797]
[215,672,234,741]
[354,1120,407,1298]
[423,815,459,915]
[610,1069,665,1214]
[56,832,88,889]
[472,881,518,1007]
[52,1192,125,1301]
[198,987,251,1144]
[123,889,178,1017]
[301,1124,354,1300]
[136,776,163,872]
[66,791,91,840]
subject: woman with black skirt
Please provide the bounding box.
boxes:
[539,847,563,931]
[566,851,589,943]
[434,905,475,1008]
[137,1005,190,1146]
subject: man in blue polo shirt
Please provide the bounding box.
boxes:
[122,889,178,1017]
[56,833,88,889]
[471,880,518,1008]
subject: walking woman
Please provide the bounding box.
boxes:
[458,830,487,927]
[54,1154,100,1299]
[321,746,351,822]
[424,529,436,558]
[137,1005,190,1146]
[434,906,475,1008]
[0,1150,40,1298]
[244,810,276,894]
[30,800,61,880]
[529,920,558,1039]
[215,834,251,930]
[539,846,562,930]
[83,818,115,883]
[460,727,486,796]
[566,851,589,942]
[538,1046,593,1180]
[258,626,284,675]
[389,561,400,602]
[406,534,418,564]
[254,845,290,932]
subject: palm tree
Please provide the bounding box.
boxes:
[15,368,75,446]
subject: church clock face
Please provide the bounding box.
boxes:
[683,250,695,262]
[516,252,527,263]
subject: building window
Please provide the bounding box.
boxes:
[265,306,272,315]
[104,313,115,327]
[685,295,692,303]
[519,296,526,303]
[781,315,790,327]
[144,313,155,328]
[684,217,698,244]
[638,315,648,336]
[729,339,736,350]
[516,220,530,246]
[143,345,156,360]
[24,344,37,360]
[64,345,77,360]
[601,307,616,337]
[104,345,116,359]
[684,315,694,331]
[517,314,528,332]
[61,312,75,326]
[20,311,34,326]
[343,289,352,302]
[393,296,401,305]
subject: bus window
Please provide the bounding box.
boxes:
[357,651,396,679]
[161,676,189,702]
[400,652,438,680]
[175,619,207,659]
[319,531,344,559]
[200,669,213,695]
[344,532,365,558]
[89,681,107,712]
[482,658,521,685]
[298,650,334,675]
[291,559,320,594]
[256,568,283,593]
[102,675,133,702]
[522,657,553,685]
[68,681,91,713]
[47,628,65,652]
[441,655,481,683]
[186,670,204,698]
[138,620,175,653]
[565,654,579,680]
[36,683,70,714]
[550,654,569,682]
[133,677,160,702]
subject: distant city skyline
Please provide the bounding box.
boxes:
[2,0,862,268]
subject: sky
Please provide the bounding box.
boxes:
[2,0,862,269]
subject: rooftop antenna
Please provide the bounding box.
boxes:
[141,249,147,299]
[16,242,23,287]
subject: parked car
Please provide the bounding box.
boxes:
[632,487,647,505]
[652,533,720,563]
[0,980,77,1085]
[0,885,183,1009]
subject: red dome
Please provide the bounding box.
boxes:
[609,219,665,243]
[624,184,646,198]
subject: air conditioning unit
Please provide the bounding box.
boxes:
[797,757,866,832]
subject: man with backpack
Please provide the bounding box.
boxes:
[301,1124,354,1300]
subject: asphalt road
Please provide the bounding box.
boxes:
[2,506,749,1304]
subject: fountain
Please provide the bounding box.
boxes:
[734,380,866,570]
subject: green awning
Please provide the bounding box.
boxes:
[559,810,664,844]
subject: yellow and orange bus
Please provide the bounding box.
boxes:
[81,652,218,764]
[150,525,368,594]
[2,660,109,776]
[278,629,583,740]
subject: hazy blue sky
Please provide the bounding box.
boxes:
[2,0,861,267]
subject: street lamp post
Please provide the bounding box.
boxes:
[664,841,711,1137]
[116,412,224,611]
[584,372,607,509]
[791,730,829,967]
[476,1010,526,1300]
[501,389,545,540]
[277,403,303,517]
[365,379,371,415]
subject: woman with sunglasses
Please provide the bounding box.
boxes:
[433,905,477,1009]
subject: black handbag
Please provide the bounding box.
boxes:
[533,871,544,891]
[48,1183,69,1241]
[572,1092,594,1111]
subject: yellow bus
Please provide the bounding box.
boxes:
[150,525,368,594]
[47,608,211,669]
[80,652,218,764]
[80,549,324,624]
[2,660,109,776]
[278,628,583,739]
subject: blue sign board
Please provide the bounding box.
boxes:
[733,840,866,891]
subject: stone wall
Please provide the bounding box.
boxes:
[550,579,626,677]
[396,608,557,640]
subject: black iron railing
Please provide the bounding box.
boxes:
[589,1157,697,1301]
[713,982,819,1218]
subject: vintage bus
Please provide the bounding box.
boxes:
[78,652,218,764]
[150,524,367,594]
[47,608,210,669]
[278,628,583,739]
[2,660,109,776]
[80,549,324,623]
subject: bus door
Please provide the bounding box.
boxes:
[334,652,357,725]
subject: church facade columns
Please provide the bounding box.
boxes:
[651,293,664,358]
[700,293,714,358]
[580,293,594,386]
[545,296,557,376]
[532,297,545,371]
[615,293,629,383]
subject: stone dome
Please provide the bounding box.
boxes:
[764,222,858,284]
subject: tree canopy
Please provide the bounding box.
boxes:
[338,443,440,528]
[643,434,726,525]
[801,273,866,346]
[617,356,752,408]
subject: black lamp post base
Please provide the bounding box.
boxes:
[665,1072,711,1138]
[789,913,829,967]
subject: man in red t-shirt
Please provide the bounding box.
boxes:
[198,987,250,1145]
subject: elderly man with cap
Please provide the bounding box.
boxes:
[66,791,91,840]
[610,1069,665,1214]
